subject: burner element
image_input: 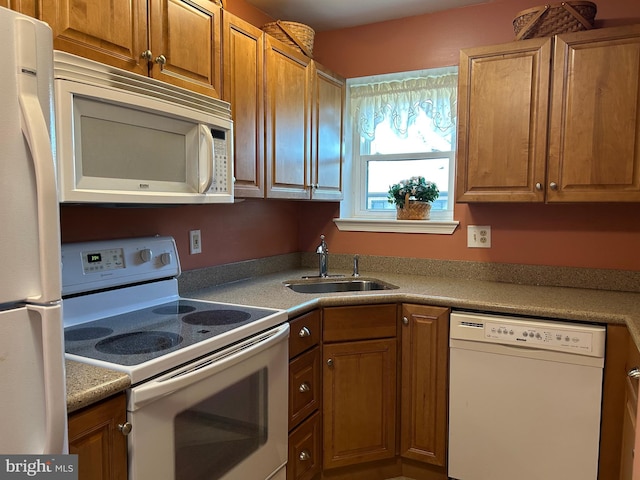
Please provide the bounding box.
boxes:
[182,310,251,326]
[95,331,183,355]
[152,304,197,315]
[65,327,114,341]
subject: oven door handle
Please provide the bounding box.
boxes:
[129,323,289,410]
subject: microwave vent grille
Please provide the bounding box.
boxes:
[53,51,231,120]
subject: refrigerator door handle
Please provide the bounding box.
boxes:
[31,303,67,454]
[15,17,62,304]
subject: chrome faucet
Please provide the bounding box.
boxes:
[316,235,329,277]
[352,254,360,277]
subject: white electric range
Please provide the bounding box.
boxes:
[62,236,289,480]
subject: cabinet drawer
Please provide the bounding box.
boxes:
[290,310,321,359]
[323,304,397,342]
[289,346,321,430]
[287,411,321,480]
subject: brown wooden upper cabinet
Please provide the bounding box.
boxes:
[2,0,39,17]
[223,12,265,197]
[42,0,222,98]
[264,35,344,200]
[456,24,640,203]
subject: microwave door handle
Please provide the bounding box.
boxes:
[199,125,214,193]
[16,18,61,304]
[130,323,289,410]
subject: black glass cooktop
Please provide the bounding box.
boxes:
[64,299,277,366]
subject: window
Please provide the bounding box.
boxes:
[336,68,459,234]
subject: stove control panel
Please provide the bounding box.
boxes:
[62,236,180,296]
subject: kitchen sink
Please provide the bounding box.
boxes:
[284,278,399,294]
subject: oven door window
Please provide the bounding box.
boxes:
[174,369,268,480]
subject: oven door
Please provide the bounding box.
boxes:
[127,323,289,480]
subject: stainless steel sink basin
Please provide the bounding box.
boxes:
[284,278,399,294]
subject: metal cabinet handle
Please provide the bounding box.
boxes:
[402,316,409,325]
[155,54,167,65]
[299,450,311,461]
[298,382,310,393]
[535,182,543,191]
[299,326,311,338]
[141,50,152,60]
[118,422,132,436]
[549,182,558,191]
[327,358,333,367]
[628,367,640,378]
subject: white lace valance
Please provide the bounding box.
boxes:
[350,73,457,141]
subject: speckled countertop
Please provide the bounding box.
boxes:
[65,360,130,413]
[183,267,640,340]
[65,262,640,411]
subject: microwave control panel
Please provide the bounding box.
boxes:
[210,129,230,194]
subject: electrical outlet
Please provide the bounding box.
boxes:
[189,230,202,254]
[467,225,491,248]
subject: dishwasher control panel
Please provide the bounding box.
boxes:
[450,311,606,357]
[484,320,595,352]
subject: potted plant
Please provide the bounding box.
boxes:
[388,176,439,220]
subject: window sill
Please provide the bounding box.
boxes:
[334,217,459,234]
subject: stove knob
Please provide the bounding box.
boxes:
[139,248,152,263]
[160,252,172,266]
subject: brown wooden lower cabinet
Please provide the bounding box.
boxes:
[400,304,449,466]
[68,393,128,480]
[323,337,397,469]
[620,330,640,480]
[288,411,322,480]
[288,310,322,480]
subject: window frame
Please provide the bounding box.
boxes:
[335,68,459,235]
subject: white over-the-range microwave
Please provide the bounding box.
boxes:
[53,51,233,205]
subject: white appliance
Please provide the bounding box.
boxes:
[61,236,289,480]
[53,51,234,205]
[0,7,67,454]
[448,311,606,480]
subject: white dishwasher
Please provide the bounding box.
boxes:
[448,311,606,480]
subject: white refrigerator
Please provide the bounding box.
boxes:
[0,7,67,454]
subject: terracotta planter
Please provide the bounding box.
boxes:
[396,201,431,220]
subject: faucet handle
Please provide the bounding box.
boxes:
[352,254,360,277]
[316,234,328,254]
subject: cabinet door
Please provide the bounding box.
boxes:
[1,0,38,17]
[68,394,128,480]
[310,62,344,201]
[148,0,222,98]
[456,38,551,202]
[547,24,640,202]
[621,335,640,480]
[400,304,449,466]
[42,0,148,75]
[265,36,312,199]
[323,338,397,469]
[223,13,264,197]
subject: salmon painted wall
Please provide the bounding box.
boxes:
[296,0,640,271]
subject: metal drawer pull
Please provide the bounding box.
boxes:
[327,358,333,367]
[299,326,311,338]
[155,54,167,65]
[118,422,132,436]
[299,450,311,461]
[628,367,640,378]
[402,316,409,325]
[298,382,310,393]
